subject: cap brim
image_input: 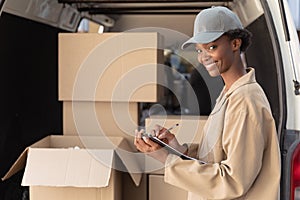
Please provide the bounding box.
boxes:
[181,32,224,49]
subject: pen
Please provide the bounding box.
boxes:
[141,123,179,138]
[163,123,179,134]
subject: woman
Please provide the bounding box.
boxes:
[134,6,281,200]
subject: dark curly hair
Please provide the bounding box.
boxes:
[224,29,253,52]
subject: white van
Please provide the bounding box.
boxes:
[0,0,299,200]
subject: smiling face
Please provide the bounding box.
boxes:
[196,35,241,77]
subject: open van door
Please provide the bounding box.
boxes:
[277,0,300,199]
[261,0,300,199]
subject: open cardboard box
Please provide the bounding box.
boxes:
[2,135,143,200]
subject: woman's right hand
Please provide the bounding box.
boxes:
[152,124,188,154]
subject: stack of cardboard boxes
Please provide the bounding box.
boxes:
[58,32,164,200]
[58,32,164,148]
[3,32,164,200]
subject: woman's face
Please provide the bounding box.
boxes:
[196,35,236,77]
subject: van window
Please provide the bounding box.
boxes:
[77,18,104,33]
[287,0,300,31]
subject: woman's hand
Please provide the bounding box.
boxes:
[134,129,169,163]
[134,124,188,163]
[153,124,187,154]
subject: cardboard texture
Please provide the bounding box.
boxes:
[63,101,138,150]
[59,32,164,102]
[145,115,208,144]
[149,174,188,200]
[2,135,143,200]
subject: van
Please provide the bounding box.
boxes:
[0,0,299,200]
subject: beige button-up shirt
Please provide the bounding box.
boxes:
[164,68,281,200]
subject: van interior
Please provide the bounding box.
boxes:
[0,0,287,199]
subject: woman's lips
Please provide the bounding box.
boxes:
[204,62,217,70]
[204,62,220,77]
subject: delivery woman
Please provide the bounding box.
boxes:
[134,6,281,200]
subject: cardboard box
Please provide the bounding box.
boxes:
[2,135,142,200]
[63,101,138,150]
[145,115,208,144]
[149,174,188,200]
[59,32,164,102]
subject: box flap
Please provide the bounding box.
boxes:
[1,148,28,181]
[22,148,114,187]
[75,135,143,186]
[1,135,52,181]
[114,139,144,186]
[60,136,144,186]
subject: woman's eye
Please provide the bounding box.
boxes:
[208,45,217,51]
[196,49,202,54]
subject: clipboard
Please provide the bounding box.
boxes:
[143,133,206,164]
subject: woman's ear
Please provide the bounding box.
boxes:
[232,38,242,51]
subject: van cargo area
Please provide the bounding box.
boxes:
[0,0,300,200]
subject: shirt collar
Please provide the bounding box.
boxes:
[225,67,257,98]
[211,68,256,115]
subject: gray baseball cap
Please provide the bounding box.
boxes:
[182,6,243,49]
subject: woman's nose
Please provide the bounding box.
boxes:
[198,50,211,64]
